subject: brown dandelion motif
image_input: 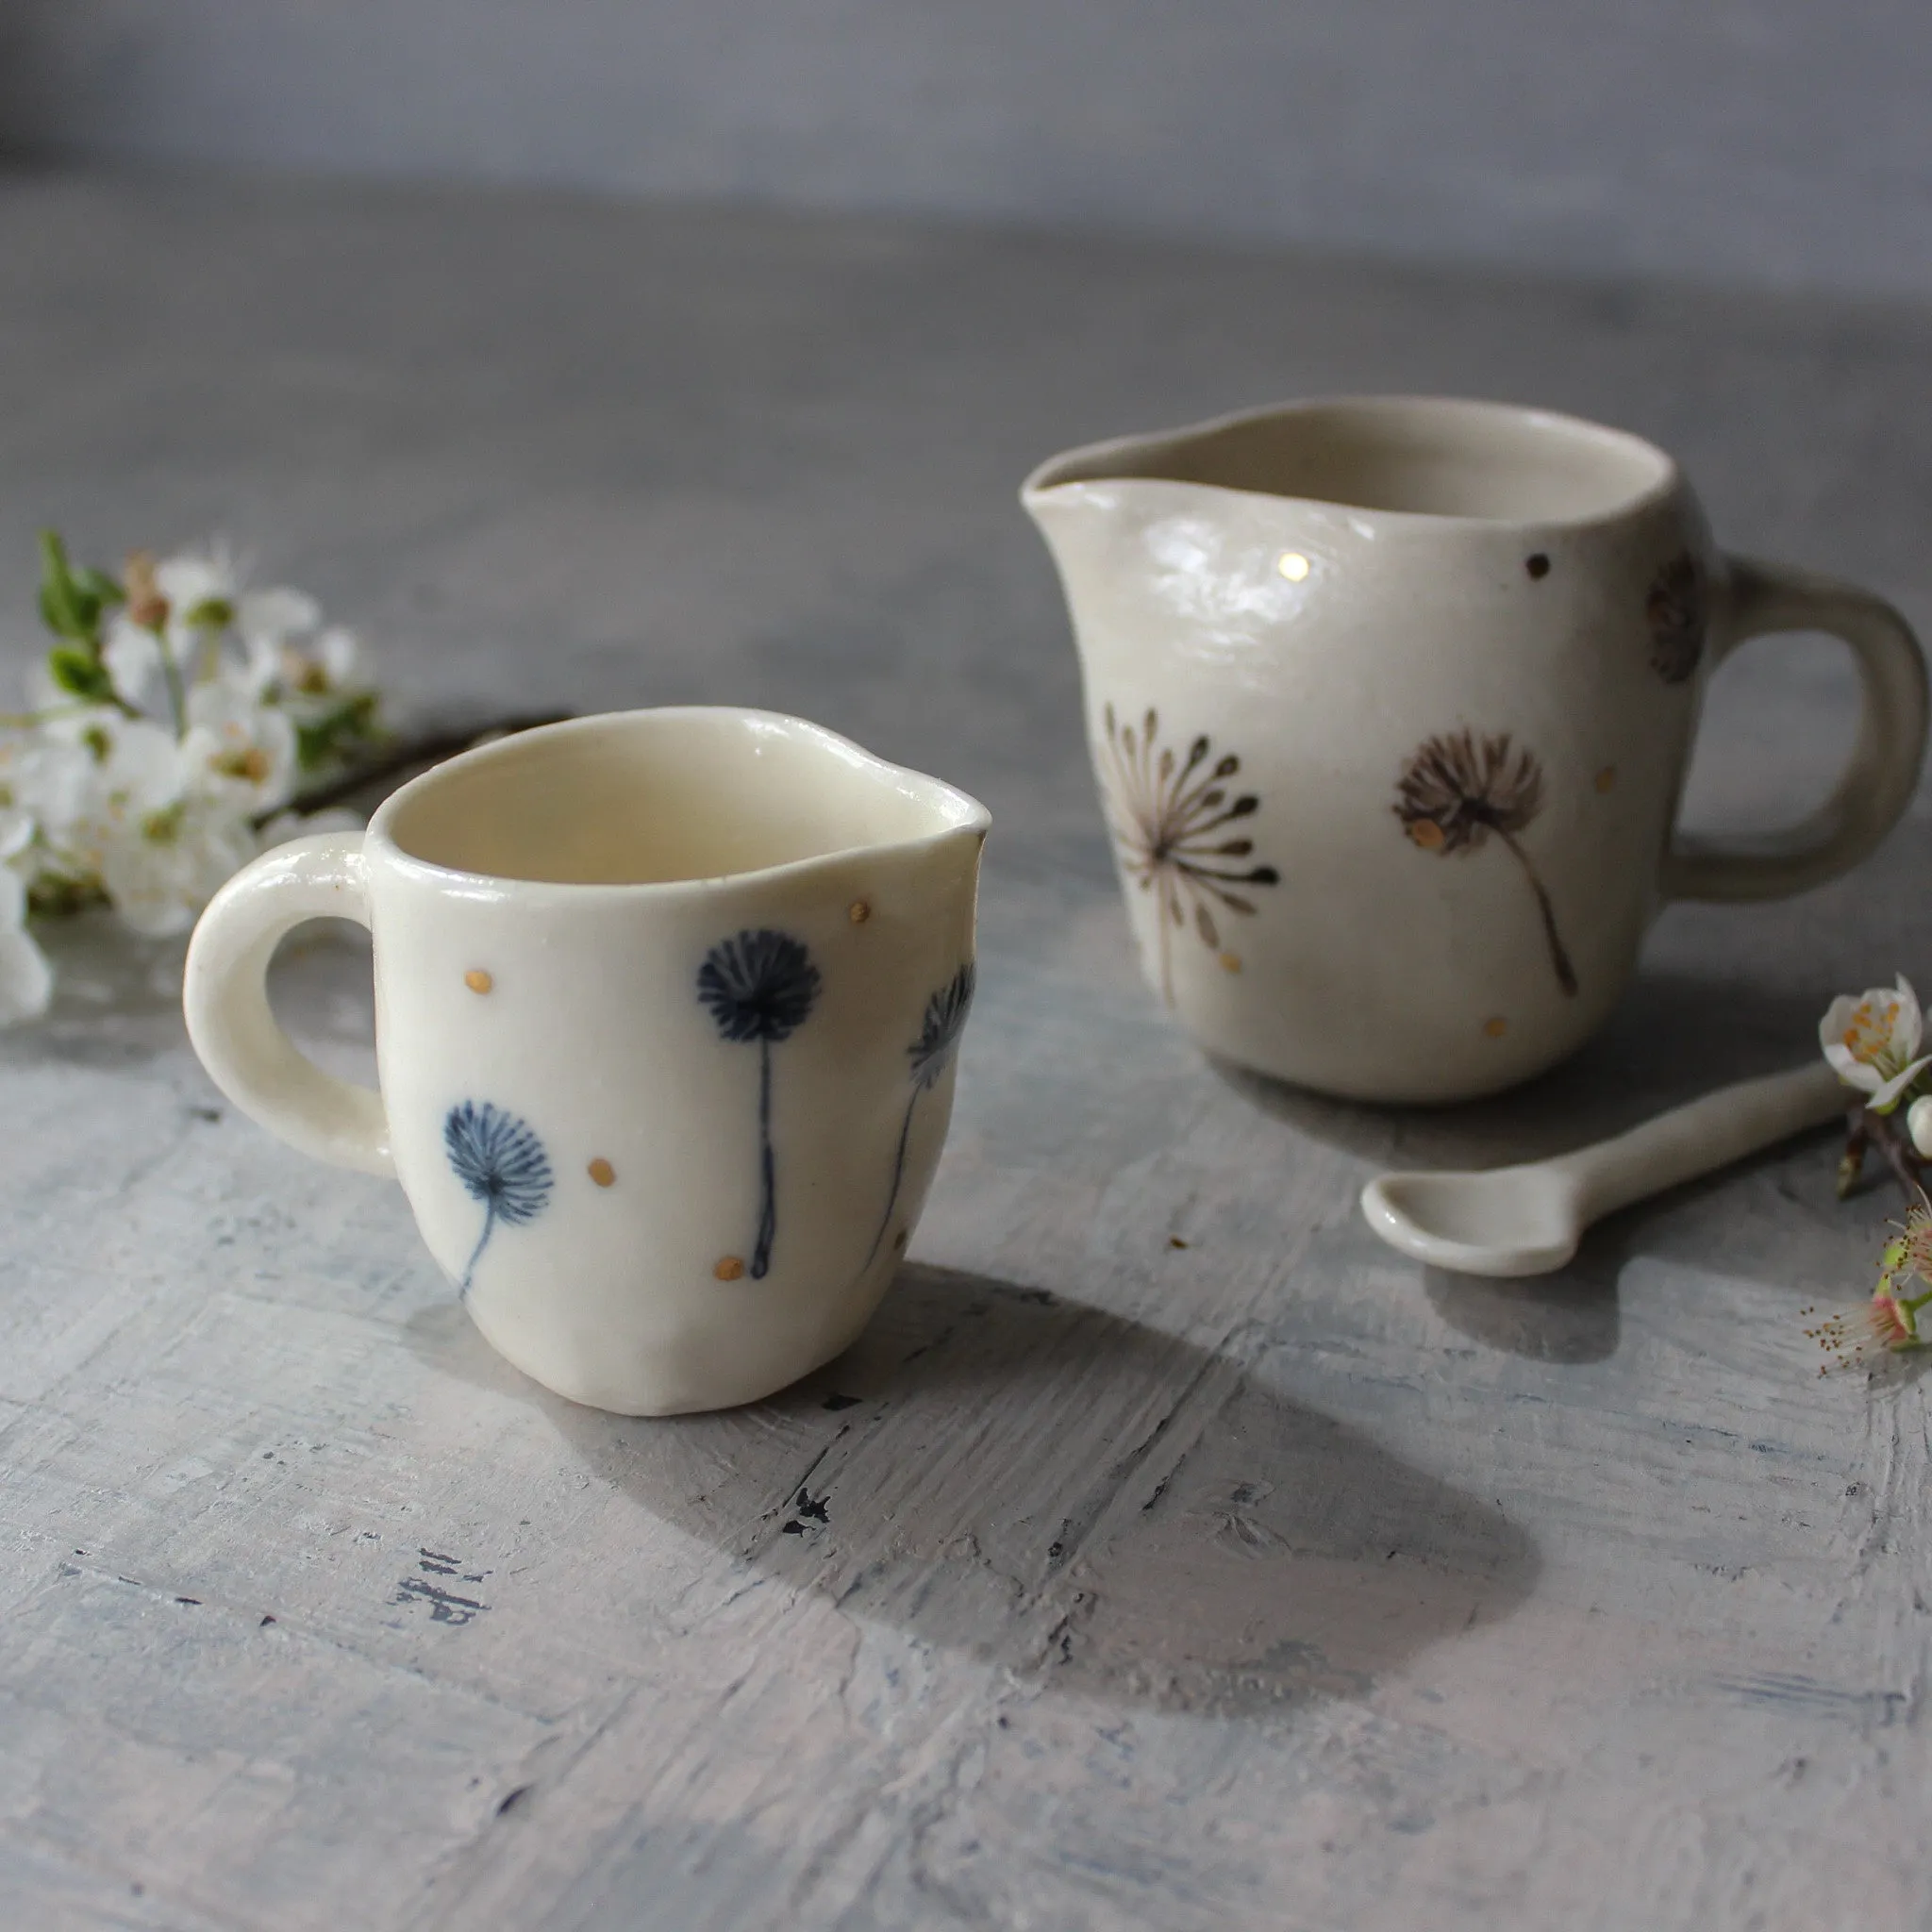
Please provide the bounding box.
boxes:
[1645,553,1706,685]
[1394,729,1578,997]
[1097,704,1279,1006]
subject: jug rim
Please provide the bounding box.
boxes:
[367,706,990,896]
[1021,392,1680,532]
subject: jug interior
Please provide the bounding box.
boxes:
[384,712,975,886]
[1036,399,1670,523]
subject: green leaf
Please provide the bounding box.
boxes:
[294,691,384,772]
[34,530,118,644]
[37,528,71,585]
[74,567,124,607]
[36,531,86,639]
[37,586,78,641]
[46,647,114,704]
[38,578,88,642]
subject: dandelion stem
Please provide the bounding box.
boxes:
[1498,831,1578,997]
[751,1037,777,1279]
[1157,881,1175,1007]
[460,1197,497,1296]
[865,1090,921,1268]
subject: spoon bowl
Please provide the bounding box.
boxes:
[1362,1168,1584,1276]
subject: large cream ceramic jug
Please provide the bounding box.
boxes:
[1024,396,1926,1103]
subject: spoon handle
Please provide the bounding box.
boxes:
[1550,1060,1847,1224]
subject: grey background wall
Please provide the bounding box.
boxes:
[1,0,1928,298]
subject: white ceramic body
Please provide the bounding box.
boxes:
[1024,396,1926,1103]
[184,708,990,1415]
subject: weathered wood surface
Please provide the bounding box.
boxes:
[1,171,1929,1931]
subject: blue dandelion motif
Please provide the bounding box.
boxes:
[908,961,975,1091]
[697,929,822,1279]
[443,1100,554,1293]
[865,960,975,1267]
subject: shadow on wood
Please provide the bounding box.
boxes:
[1214,965,1825,1173]
[1423,1251,1623,1364]
[406,1262,1540,1718]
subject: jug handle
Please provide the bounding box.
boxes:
[183,830,394,1176]
[1660,555,1927,903]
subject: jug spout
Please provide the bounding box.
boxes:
[1021,468,1120,641]
[1023,425,1327,690]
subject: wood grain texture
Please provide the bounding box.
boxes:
[0,170,1928,1930]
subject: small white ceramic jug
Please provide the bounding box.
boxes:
[1024,395,1927,1103]
[184,708,989,1415]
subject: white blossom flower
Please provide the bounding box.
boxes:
[1820,976,1932,1113]
[75,718,257,938]
[98,547,321,717]
[1908,1096,1932,1160]
[0,731,100,882]
[100,611,171,711]
[89,714,182,813]
[153,546,238,615]
[0,750,38,867]
[0,866,53,1024]
[249,621,369,709]
[3,529,388,1009]
[150,546,318,687]
[152,544,248,644]
[99,795,258,939]
[182,676,298,814]
[236,584,321,651]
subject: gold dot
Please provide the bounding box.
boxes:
[1276,551,1310,581]
[1484,1016,1508,1039]
[1595,765,1617,793]
[1407,820,1446,852]
[1219,951,1242,974]
[464,969,493,994]
[714,1256,745,1281]
[849,900,871,924]
[588,1158,615,1188]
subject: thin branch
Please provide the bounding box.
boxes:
[1862,1104,1927,1201]
[263,713,571,824]
[1837,1105,1870,1199]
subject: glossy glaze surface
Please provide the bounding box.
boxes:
[185,708,990,1413]
[1025,396,1926,1100]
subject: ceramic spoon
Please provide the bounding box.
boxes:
[1359,1060,1846,1277]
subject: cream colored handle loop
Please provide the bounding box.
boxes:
[1663,555,1927,902]
[182,830,392,1176]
